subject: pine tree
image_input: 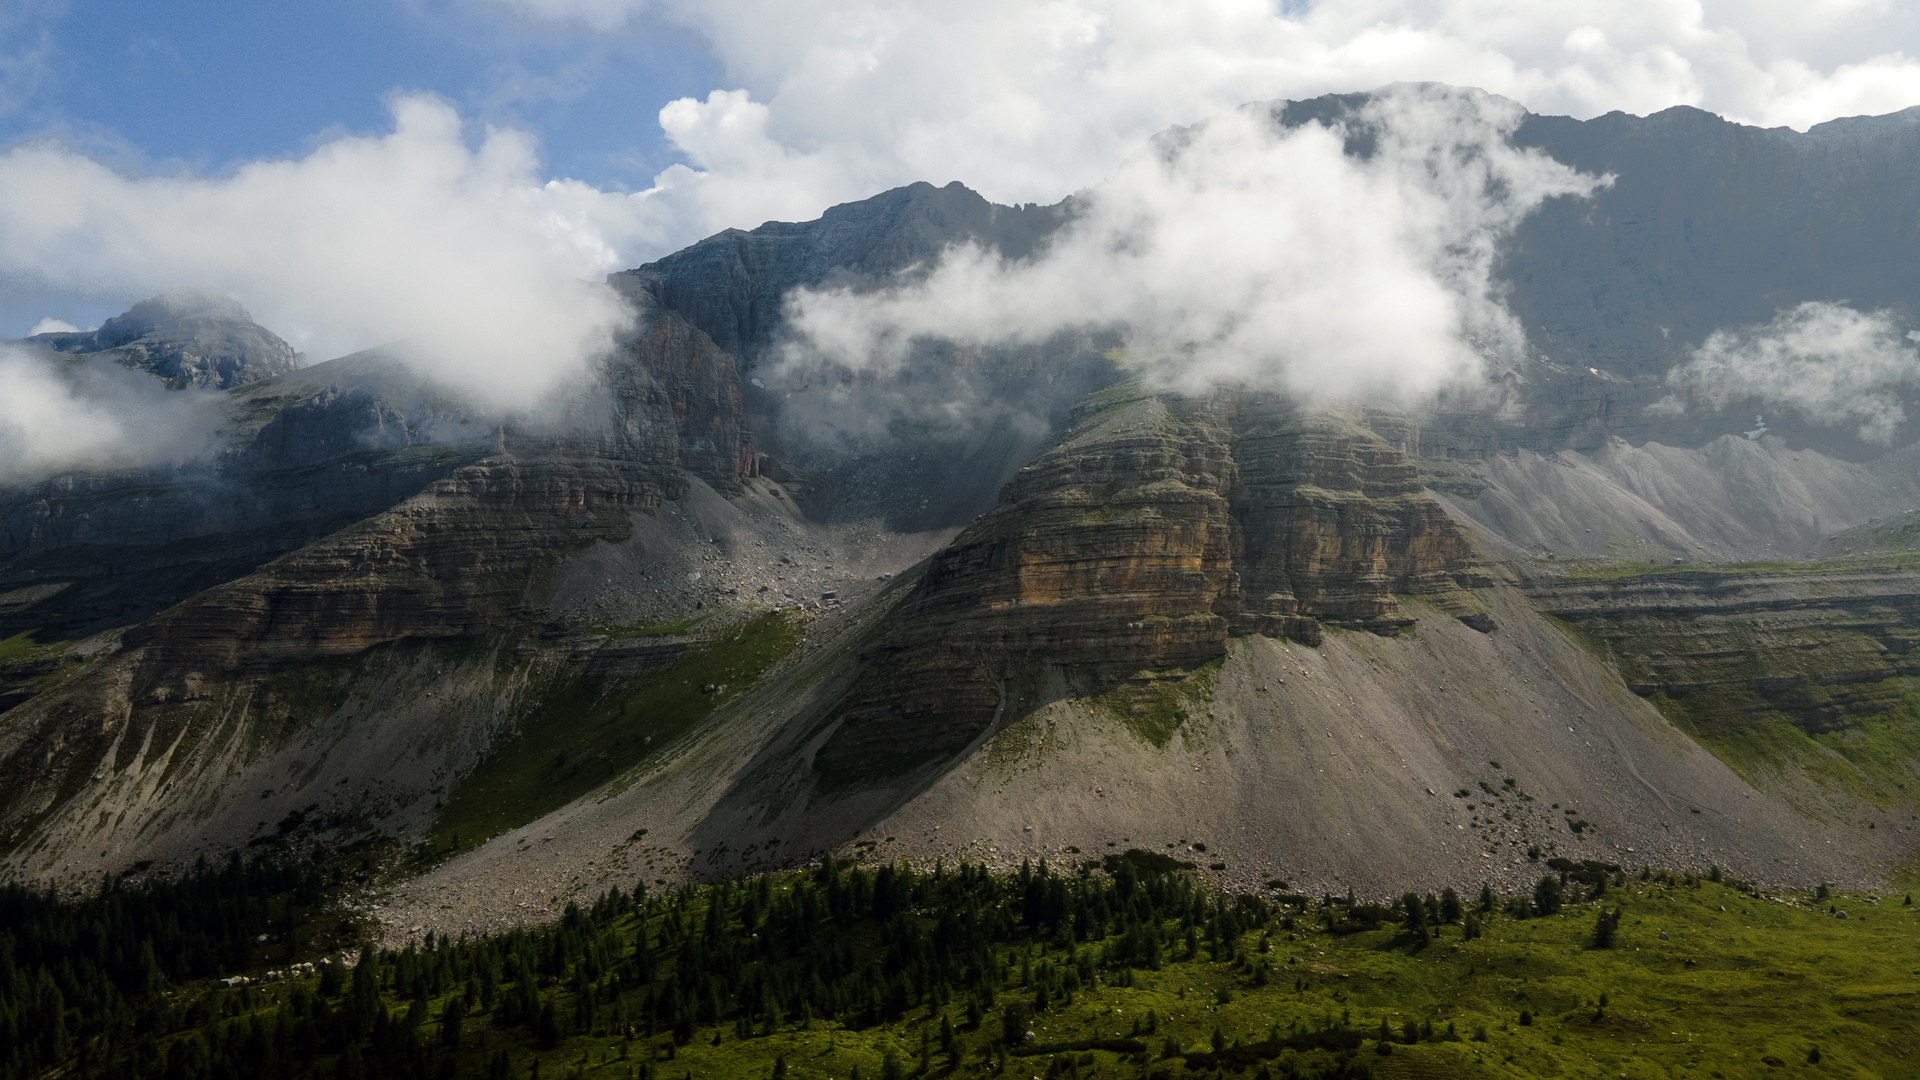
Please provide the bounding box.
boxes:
[1591,907,1621,949]
[1532,875,1564,917]
[1401,893,1431,944]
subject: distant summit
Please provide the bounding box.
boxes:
[30,290,303,390]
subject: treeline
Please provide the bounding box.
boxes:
[0,847,1727,1080]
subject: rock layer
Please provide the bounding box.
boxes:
[1529,562,1920,736]
[816,387,1489,772]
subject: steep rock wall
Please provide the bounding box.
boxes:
[814,388,1488,773]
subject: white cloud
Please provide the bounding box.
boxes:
[777,84,1601,408]
[492,0,1920,251]
[1666,301,1920,443]
[0,94,675,409]
[26,316,76,335]
[0,343,222,482]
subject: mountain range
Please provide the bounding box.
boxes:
[4,87,1920,937]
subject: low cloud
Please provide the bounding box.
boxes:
[26,316,77,334]
[774,85,1601,408]
[0,94,657,409]
[1665,301,1920,444]
[0,344,223,482]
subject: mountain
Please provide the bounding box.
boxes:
[4,89,1920,938]
[30,290,304,390]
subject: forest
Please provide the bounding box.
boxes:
[2,848,1914,1079]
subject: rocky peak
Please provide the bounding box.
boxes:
[612,181,1071,367]
[32,291,303,390]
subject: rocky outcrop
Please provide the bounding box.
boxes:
[121,454,676,683]
[1529,562,1920,736]
[1229,397,1482,635]
[605,304,754,492]
[1,302,753,643]
[30,291,302,389]
[813,387,1488,773]
[107,307,754,681]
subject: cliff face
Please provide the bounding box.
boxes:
[0,303,753,644]
[120,455,676,683]
[814,387,1488,773]
[1228,397,1483,635]
[1530,563,1920,735]
[106,305,753,685]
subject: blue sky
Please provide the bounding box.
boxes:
[0,0,726,333]
[1,1,712,188]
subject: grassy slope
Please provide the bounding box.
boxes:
[1541,561,1920,823]
[428,611,803,852]
[142,870,1920,1080]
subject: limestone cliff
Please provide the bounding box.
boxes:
[814,387,1488,774]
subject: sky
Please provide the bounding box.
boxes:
[3,0,1920,402]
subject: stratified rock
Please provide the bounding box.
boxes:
[31,291,302,389]
[1529,563,1920,735]
[815,386,1488,773]
[1229,397,1482,635]
[123,454,678,682]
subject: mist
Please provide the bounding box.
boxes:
[1664,301,1920,445]
[0,344,224,483]
[773,85,1601,412]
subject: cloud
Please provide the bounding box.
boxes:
[493,0,1920,250]
[1665,301,1920,444]
[26,316,77,334]
[0,94,675,408]
[774,84,1601,408]
[0,343,223,482]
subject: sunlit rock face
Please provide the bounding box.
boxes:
[815,386,1488,772]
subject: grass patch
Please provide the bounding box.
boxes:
[1647,683,1920,809]
[597,615,699,639]
[0,629,43,664]
[428,611,803,851]
[1558,550,1920,582]
[1090,659,1223,748]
